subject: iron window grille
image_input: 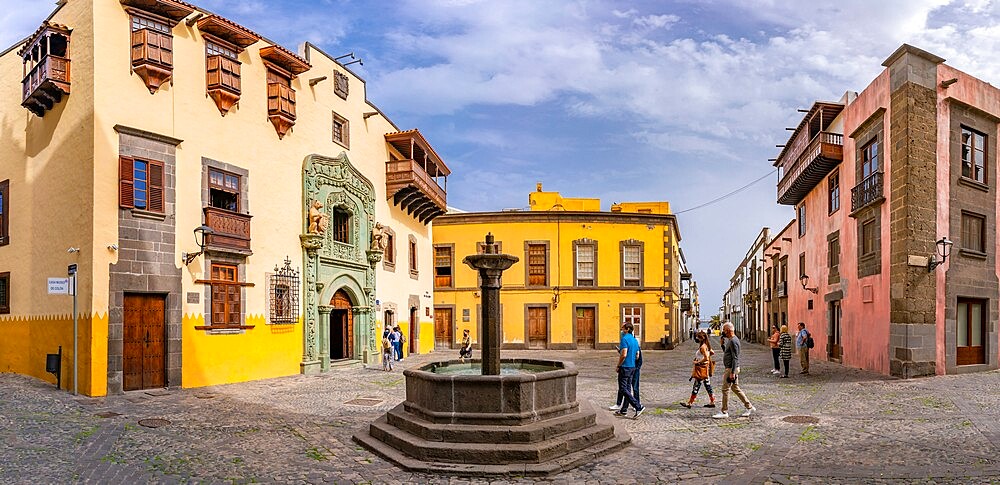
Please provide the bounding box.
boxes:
[268,257,300,324]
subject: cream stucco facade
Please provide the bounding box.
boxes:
[0,0,446,395]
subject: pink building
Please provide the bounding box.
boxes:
[767,44,998,377]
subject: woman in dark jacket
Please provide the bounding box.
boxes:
[778,324,793,378]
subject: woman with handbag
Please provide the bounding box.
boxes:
[681,330,716,408]
[778,324,793,378]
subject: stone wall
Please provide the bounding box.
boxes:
[884,46,941,378]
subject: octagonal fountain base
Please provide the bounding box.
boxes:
[353,358,631,476]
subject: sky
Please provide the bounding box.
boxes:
[5,0,1000,311]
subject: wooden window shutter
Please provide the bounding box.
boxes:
[158,33,173,67]
[224,58,240,92]
[267,83,280,112]
[206,55,221,87]
[119,156,134,209]
[131,30,148,65]
[148,161,164,213]
[212,284,226,324]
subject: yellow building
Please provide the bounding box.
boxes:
[432,185,683,350]
[0,0,449,396]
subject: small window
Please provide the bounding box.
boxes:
[861,219,877,256]
[434,246,453,288]
[576,244,595,287]
[828,233,840,277]
[0,272,9,314]
[527,243,547,286]
[799,253,806,279]
[208,168,240,212]
[268,259,299,324]
[861,139,879,179]
[0,180,8,246]
[210,263,241,327]
[961,211,986,254]
[961,126,988,184]
[828,170,840,214]
[384,232,395,264]
[622,244,641,287]
[409,239,418,273]
[797,204,806,237]
[333,112,350,148]
[119,157,164,213]
[332,208,350,244]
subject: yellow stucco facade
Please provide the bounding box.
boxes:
[0,0,446,395]
[432,187,683,351]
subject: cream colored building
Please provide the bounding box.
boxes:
[0,0,449,396]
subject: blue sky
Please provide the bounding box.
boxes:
[5,0,1000,309]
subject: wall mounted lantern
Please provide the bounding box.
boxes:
[799,274,818,294]
[927,237,954,272]
[181,225,215,266]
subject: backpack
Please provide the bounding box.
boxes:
[806,332,815,349]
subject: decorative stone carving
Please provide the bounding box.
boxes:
[308,200,329,234]
[334,71,349,99]
[371,222,386,251]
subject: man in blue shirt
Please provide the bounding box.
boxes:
[614,322,644,418]
[796,322,810,374]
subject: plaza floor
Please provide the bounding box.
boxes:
[2,337,1000,484]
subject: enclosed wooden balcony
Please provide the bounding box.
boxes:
[774,102,845,206]
[385,130,450,223]
[19,23,72,117]
[203,206,252,254]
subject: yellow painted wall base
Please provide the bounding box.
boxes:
[181,314,303,388]
[0,313,107,396]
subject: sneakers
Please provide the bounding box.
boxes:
[609,404,621,411]
[712,411,729,419]
[703,402,716,408]
[613,410,628,417]
[741,405,757,417]
[771,369,780,375]
[633,406,645,418]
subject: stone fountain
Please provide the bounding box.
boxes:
[354,233,630,476]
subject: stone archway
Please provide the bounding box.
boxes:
[300,153,383,374]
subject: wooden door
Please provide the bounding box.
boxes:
[409,308,419,354]
[576,307,595,348]
[331,291,353,360]
[957,298,986,365]
[123,294,165,391]
[528,307,548,349]
[828,301,842,362]
[434,308,453,349]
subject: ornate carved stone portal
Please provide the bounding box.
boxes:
[301,153,380,373]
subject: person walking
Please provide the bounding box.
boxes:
[778,324,792,378]
[614,322,645,418]
[796,322,811,374]
[713,322,756,419]
[610,330,643,412]
[681,330,716,408]
[768,324,781,375]
[459,329,473,362]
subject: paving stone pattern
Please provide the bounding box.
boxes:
[2,339,1000,484]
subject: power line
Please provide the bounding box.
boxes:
[673,168,777,215]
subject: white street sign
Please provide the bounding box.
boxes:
[48,278,70,294]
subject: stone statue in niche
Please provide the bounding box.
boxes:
[308,200,330,234]
[371,222,387,251]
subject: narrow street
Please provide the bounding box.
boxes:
[2,338,999,484]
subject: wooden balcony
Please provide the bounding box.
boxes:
[777,131,843,205]
[203,206,252,254]
[385,129,451,224]
[267,82,296,139]
[386,159,447,222]
[22,55,70,117]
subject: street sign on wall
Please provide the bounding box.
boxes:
[48,278,70,294]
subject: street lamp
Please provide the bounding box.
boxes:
[799,274,818,294]
[181,224,215,266]
[927,237,954,272]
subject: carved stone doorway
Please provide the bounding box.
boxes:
[330,290,354,360]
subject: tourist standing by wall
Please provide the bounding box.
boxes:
[796,322,811,374]
[778,325,792,378]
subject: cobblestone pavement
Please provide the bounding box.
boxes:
[3,338,1000,484]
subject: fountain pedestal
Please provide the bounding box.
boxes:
[353,233,630,476]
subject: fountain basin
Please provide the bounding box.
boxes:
[404,359,576,426]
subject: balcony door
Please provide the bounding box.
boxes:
[828,300,842,362]
[957,298,986,366]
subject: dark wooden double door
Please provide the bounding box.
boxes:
[330,290,354,361]
[575,307,595,348]
[123,294,166,391]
